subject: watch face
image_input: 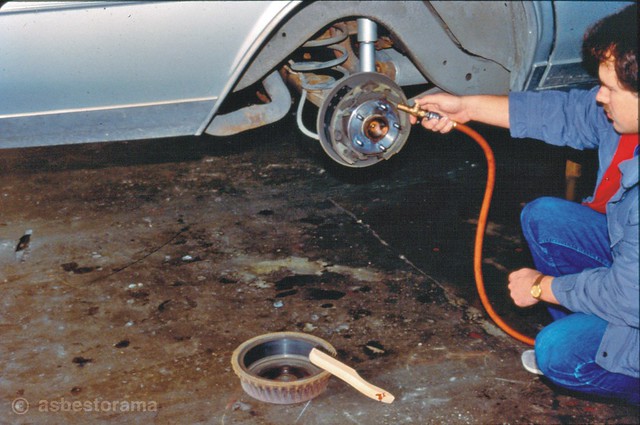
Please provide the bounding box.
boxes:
[531,285,542,298]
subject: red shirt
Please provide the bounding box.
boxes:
[584,133,638,213]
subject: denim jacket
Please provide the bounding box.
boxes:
[509,87,639,378]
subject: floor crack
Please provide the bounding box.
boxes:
[328,197,429,277]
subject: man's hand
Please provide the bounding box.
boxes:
[408,93,511,131]
[508,268,544,308]
[409,93,467,133]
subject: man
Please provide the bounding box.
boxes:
[410,4,638,404]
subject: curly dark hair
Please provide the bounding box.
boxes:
[582,4,638,92]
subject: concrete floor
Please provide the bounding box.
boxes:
[1,116,638,424]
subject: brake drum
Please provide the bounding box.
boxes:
[231,332,337,404]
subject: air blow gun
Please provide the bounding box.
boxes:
[395,102,456,127]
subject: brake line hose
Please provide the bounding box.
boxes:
[397,103,535,346]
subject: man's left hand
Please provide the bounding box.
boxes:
[508,268,542,307]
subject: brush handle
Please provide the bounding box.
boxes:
[309,348,395,404]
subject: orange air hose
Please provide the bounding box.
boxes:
[455,123,535,346]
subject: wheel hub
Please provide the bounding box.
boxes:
[318,72,410,167]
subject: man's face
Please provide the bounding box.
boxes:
[595,58,639,134]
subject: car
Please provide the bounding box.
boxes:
[0,1,632,167]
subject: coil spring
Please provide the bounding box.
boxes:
[288,24,350,91]
[289,24,353,140]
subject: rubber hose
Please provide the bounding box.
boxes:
[455,123,535,346]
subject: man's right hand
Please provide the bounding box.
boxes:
[409,93,511,131]
[410,93,469,133]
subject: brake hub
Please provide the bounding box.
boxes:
[318,72,410,167]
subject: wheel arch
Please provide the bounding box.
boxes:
[233,1,541,96]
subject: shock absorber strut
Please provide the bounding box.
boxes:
[357,18,377,73]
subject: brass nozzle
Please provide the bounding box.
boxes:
[396,102,455,127]
[396,103,426,118]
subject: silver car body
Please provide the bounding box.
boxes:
[0,1,632,149]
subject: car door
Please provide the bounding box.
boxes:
[0,1,298,146]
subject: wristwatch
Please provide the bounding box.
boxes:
[530,274,545,299]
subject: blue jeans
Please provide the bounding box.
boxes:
[521,197,639,405]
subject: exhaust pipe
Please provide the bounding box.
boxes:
[205,71,291,137]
